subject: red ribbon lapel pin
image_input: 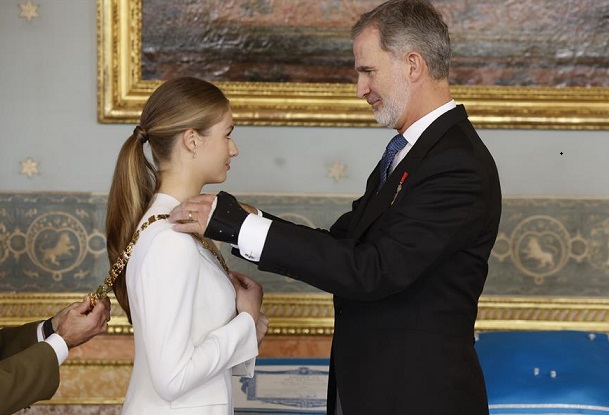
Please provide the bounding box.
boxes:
[391,172,409,206]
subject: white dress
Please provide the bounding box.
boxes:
[121,193,258,415]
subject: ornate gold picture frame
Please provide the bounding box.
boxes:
[98,0,609,130]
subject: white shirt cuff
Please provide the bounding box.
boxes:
[44,333,69,365]
[237,214,272,262]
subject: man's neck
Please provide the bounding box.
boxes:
[398,79,452,134]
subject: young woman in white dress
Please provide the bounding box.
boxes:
[105,76,268,415]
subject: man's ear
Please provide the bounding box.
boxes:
[403,51,425,81]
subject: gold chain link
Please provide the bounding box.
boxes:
[88,214,229,307]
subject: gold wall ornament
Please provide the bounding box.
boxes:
[19,157,40,178]
[97,0,609,130]
[3,292,609,333]
[327,162,348,183]
[18,1,39,22]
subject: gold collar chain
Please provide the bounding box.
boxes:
[192,233,230,274]
[88,214,229,307]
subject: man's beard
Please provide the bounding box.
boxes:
[373,69,408,129]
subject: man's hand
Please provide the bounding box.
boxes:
[239,201,258,215]
[53,296,111,349]
[168,193,217,235]
[169,191,249,245]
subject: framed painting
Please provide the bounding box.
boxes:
[98,0,609,129]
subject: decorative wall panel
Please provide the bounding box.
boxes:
[2,192,609,331]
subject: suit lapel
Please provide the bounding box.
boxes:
[350,105,469,239]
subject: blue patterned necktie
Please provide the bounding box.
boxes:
[377,133,408,191]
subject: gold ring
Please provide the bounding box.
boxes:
[188,211,193,221]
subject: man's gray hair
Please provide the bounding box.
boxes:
[352,0,451,80]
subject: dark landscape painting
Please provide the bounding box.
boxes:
[141,0,609,87]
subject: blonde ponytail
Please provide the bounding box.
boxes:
[105,133,156,322]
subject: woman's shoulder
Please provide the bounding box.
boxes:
[144,222,196,248]
[135,193,200,250]
[133,221,196,258]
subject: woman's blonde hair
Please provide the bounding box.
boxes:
[105,77,230,322]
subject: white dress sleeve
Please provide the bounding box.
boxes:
[232,357,256,377]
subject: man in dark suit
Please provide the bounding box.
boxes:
[169,1,501,414]
[0,297,110,415]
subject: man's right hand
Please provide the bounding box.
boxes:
[54,296,110,349]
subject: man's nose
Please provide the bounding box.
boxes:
[356,77,370,99]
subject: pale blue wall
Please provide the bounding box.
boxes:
[1,0,607,197]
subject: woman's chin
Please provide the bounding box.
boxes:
[208,176,227,185]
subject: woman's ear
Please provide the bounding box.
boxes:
[181,128,199,158]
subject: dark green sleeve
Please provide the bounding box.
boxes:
[0,324,60,415]
[0,321,40,359]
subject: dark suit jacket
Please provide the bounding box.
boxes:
[0,321,60,415]
[257,106,501,415]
